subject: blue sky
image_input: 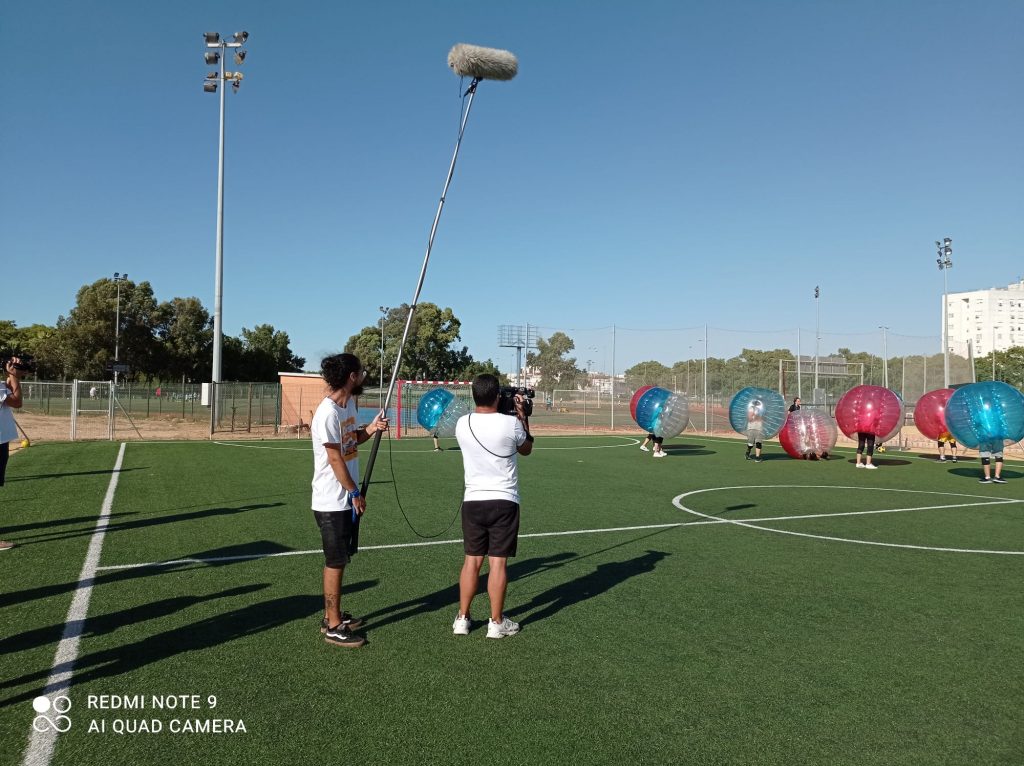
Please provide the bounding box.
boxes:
[2,0,1022,375]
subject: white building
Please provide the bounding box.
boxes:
[944,278,1024,357]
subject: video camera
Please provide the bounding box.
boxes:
[1,350,37,374]
[497,386,535,418]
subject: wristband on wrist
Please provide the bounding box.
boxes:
[349,488,361,499]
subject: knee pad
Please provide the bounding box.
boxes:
[755,442,763,450]
[996,457,1004,464]
[981,457,991,466]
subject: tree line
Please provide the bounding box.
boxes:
[1,278,303,382]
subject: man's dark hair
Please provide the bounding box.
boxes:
[322,353,361,391]
[472,373,500,407]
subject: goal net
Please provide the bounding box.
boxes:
[395,380,474,439]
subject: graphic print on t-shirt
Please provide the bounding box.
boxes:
[342,413,358,460]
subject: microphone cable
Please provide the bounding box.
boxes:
[384,427,463,539]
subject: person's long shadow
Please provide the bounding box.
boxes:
[0,591,334,707]
[0,540,298,610]
[507,550,669,625]
[359,553,578,631]
[0,583,269,657]
[0,511,140,535]
[10,502,285,545]
[6,467,148,482]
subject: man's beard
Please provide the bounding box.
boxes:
[351,383,365,397]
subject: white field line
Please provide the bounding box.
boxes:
[94,495,1018,571]
[21,443,127,766]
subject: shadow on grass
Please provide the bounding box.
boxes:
[6,467,149,482]
[1,592,328,706]
[914,454,976,463]
[948,467,1023,480]
[508,550,669,625]
[0,540,296,610]
[843,458,913,467]
[659,447,716,457]
[11,502,285,546]
[0,511,140,535]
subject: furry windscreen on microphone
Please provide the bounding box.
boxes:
[447,43,518,81]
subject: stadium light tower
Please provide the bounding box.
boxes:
[936,238,953,387]
[379,306,389,407]
[203,30,249,384]
[879,325,889,388]
[112,272,128,385]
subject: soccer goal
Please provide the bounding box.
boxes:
[395,380,473,438]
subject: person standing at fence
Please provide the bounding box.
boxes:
[310,353,388,648]
[0,357,25,550]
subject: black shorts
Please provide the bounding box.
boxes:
[461,499,520,557]
[313,510,353,568]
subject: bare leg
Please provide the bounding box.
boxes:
[323,566,344,626]
[487,556,508,622]
[459,555,484,617]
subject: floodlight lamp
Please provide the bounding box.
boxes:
[204,81,218,93]
[233,31,248,43]
[232,80,240,92]
[204,32,221,44]
[205,51,220,65]
[114,272,120,279]
[233,50,246,65]
[943,238,952,247]
[206,71,218,79]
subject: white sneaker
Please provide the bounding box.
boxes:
[653,451,667,458]
[855,463,865,468]
[486,616,520,639]
[452,614,471,636]
[639,445,649,452]
[865,464,878,470]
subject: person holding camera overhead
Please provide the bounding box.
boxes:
[1,356,26,550]
[452,374,533,639]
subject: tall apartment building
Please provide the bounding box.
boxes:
[944,278,1024,357]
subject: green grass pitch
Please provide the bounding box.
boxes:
[2,434,1023,765]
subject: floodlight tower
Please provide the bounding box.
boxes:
[112,272,128,385]
[379,306,389,407]
[203,30,249,384]
[936,238,953,387]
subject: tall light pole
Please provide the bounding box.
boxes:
[879,325,889,388]
[814,285,820,399]
[379,306,389,407]
[112,272,128,385]
[936,238,953,387]
[203,30,249,384]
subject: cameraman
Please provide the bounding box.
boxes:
[452,374,532,639]
[1,356,25,550]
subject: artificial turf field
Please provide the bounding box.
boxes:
[2,434,1023,766]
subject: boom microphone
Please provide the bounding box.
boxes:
[447,43,518,81]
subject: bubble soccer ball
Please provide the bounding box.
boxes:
[913,388,956,441]
[629,386,654,423]
[416,388,470,438]
[778,409,838,459]
[631,386,689,439]
[835,385,903,440]
[728,387,786,439]
[945,381,1024,453]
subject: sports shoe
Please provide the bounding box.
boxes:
[865,464,878,470]
[0,541,13,551]
[486,616,520,639]
[640,445,649,452]
[745,453,751,460]
[433,447,442,452]
[952,457,958,463]
[320,612,364,634]
[324,623,366,648]
[992,477,1007,484]
[938,456,946,462]
[855,463,865,469]
[652,451,667,458]
[978,477,992,484]
[754,457,763,463]
[453,614,471,635]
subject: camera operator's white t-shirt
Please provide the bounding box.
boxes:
[455,412,527,503]
[310,396,359,512]
[0,383,18,443]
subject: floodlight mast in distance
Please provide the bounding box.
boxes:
[203,31,249,385]
[112,272,128,385]
[936,237,953,387]
[498,324,538,386]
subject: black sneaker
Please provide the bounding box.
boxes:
[754,457,763,463]
[992,477,1007,484]
[320,612,364,634]
[952,457,958,463]
[324,623,366,648]
[979,477,992,484]
[745,454,751,460]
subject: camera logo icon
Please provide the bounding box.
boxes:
[32,696,72,733]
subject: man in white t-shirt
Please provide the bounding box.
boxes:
[452,374,533,639]
[0,356,25,551]
[310,352,387,648]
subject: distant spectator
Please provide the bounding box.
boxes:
[1,356,26,550]
[789,397,801,412]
